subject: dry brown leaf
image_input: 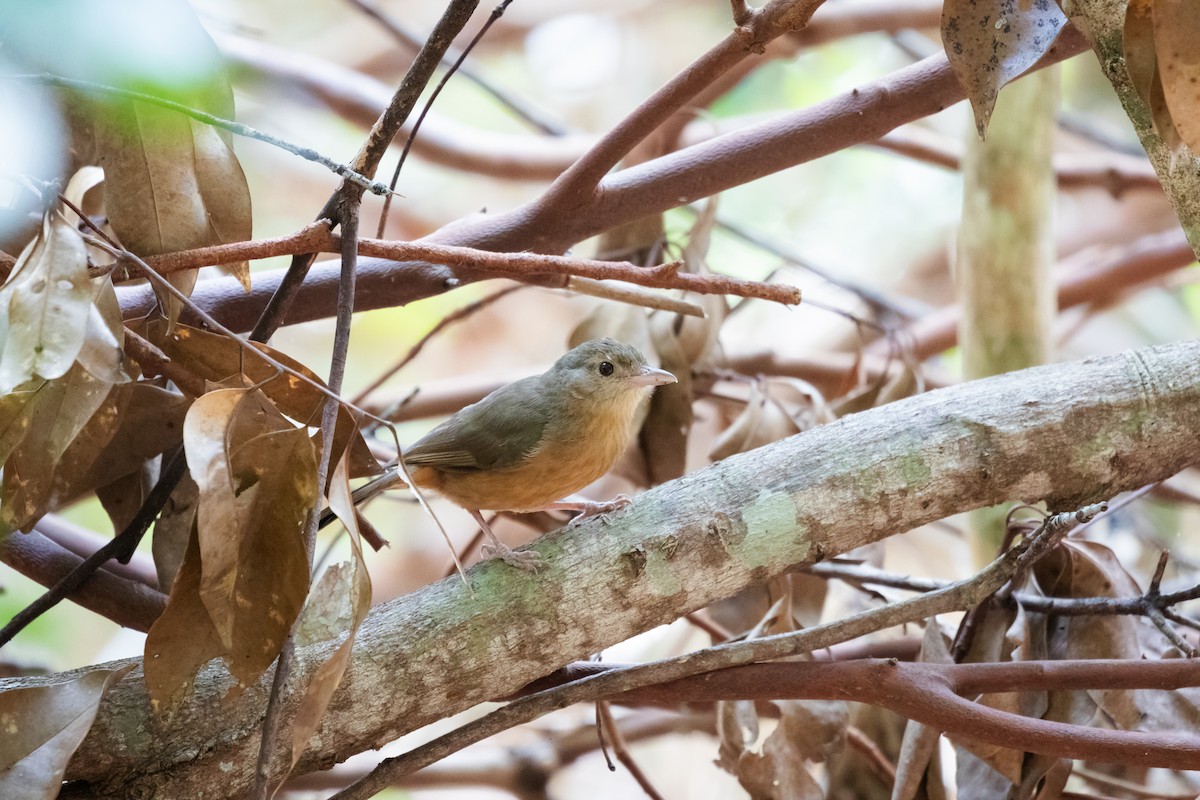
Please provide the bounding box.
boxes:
[284,447,372,789]
[941,0,1068,136]
[76,276,130,386]
[95,465,154,536]
[709,381,805,462]
[152,322,378,478]
[0,213,92,393]
[641,312,694,483]
[0,664,134,799]
[1152,0,1200,154]
[1124,0,1158,109]
[152,470,199,592]
[144,520,224,712]
[186,388,315,687]
[190,120,252,290]
[0,382,41,466]
[38,381,189,532]
[0,363,110,531]
[726,706,826,800]
[893,622,952,800]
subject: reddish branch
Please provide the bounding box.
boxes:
[138,223,801,305]
[0,529,165,632]
[881,227,1196,360]
[116,27,1089,333]
[575,659,1200,768]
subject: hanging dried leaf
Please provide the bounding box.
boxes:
[186,388,315,687]
[0,213,92,393]
[152,322,378,478]
[95,464,155,536]
[152,470,199,592]
[285,447,372,784]
[709,381,800,462]
[144,520,224,712]
[1124,0,1157,108]
[641,312,694,483]
[1152,0,1200,154]
[191,120,251,290]
[18,381,189,532]
[893,622,952,800]
[725,704,827,800]
[76,276,130,386]
[0,363,110,531]
[0,664,134,799]
[0,382,41,466]
[941,0,1068,137]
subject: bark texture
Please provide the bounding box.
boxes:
[8,340,1199,797]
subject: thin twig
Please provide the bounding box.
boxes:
[347,0,566,136]
[252,194,365,799]
[595,700,667,800]
[351,284,525,405]
[0,451,186,647]
[143,228,802,305]
[12,73,390,196]
[249,0,480,343]
[376,0,514,237]
[566,277,706,317]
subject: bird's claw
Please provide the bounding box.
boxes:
[481,542,546,573]
[567,494,633,527]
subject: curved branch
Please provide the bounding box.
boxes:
[117,30,1088,333]
[0,530,166,632]
[3,340,1195,796]
[608,659,1200,767]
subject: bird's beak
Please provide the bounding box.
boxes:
[629,366,677,387]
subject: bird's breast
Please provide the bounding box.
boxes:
[425,389,645,512]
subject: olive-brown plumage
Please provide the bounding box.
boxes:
[345,339,676,569]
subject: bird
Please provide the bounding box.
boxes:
[331,338,677,570]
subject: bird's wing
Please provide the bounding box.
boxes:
[404,375,551,472]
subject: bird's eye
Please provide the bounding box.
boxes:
[598,361,614,376]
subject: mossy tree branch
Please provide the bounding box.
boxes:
[8,340,1200,797]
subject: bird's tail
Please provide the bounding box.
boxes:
[317,463,405,530]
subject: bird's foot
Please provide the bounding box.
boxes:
[481,542,546,572]
[562,495,633,527]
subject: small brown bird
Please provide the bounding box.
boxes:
[339,339,676,570]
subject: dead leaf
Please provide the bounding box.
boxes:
[727,705,826,800]
[190,120,252,290]
[0,363,110,531]
[1124,0,1157,110]
[0,213,92,393]
[709,381,802,462]
[893,621,953,800]
[95,464,155,536]
[641,312,694,483]
[284,446,372,788]
[76,276,130,386]
[1152,0,1200,154]
[152,470,198,592]
[144,519,224,712]
[152,322,378,478]
[941,0,1068,137]
[186,388,315,687]
[0,382,42,466]
[0,665,134,799]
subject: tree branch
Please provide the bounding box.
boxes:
[1,339,1193,796]
[115,27,1088,334]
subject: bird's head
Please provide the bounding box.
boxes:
[551,338,677,405]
